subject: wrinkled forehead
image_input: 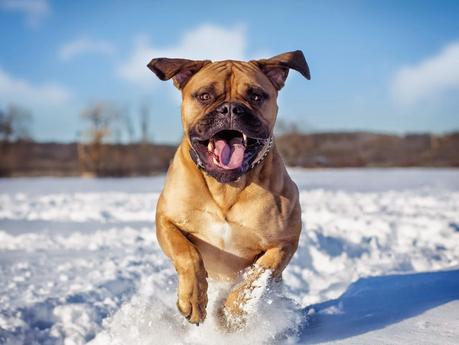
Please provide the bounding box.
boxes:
[183,60,276,95]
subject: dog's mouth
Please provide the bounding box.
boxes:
[204,130,247,170]
[190,129,270,182]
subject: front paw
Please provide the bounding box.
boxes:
[177,269,208,325]
[223,285,246,317]
[221,266,273,330]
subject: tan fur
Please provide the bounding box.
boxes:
[152,54,306,326]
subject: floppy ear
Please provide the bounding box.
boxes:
[251,50,310,90]
[147,58,211,89]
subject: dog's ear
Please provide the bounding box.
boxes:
[147,58,211,89]
[251,50,310,90]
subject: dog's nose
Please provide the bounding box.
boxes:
[216,103,230,115]
[231,104,246,115]
[216,102,246,116]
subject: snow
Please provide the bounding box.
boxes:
[0,168,458,345]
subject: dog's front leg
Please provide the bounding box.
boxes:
[223,243,297,323]
[156,215,208,325]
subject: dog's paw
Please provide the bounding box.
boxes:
[221,266,273,331]
[177,269,208,325]
[223,285,246,316]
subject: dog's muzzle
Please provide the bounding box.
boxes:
[188,102,272,183]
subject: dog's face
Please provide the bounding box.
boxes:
[181,61,278,183]
[148,51,310,183]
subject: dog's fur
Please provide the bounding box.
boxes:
[148,51,310,325]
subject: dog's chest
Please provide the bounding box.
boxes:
[209,221,233,248]
[173,189,295,279]
[189,218,257,279]
[186,211,255,254]
[196,218,248,257]
[189,204,282,257]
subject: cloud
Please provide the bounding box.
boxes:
[117,24,248,88]
[59,37,116,61]
[392,41,459,107]
[0,0,50,27]
[0,68,72,108]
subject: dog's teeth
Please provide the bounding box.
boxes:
[208,141,214,151]
[212,156,219,165]
[242,133,248,145]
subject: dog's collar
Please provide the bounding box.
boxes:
[189,136,273,172]
[250,136,273,169]
[189,146,206,170]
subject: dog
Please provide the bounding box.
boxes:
[147,51,310,327]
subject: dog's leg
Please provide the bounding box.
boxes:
[156,215,208,325]
[222,242,298,327]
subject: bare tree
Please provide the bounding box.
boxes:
[78,102,121,175]
[140,103,151,144]
[124,112,134,143]
[80,102,120,144]
[275,118,315,137]
[0,104,33,142]
[275,119,300,137]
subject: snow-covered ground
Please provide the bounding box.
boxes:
[0,168,458,345]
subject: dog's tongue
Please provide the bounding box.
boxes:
[213,137,245,169]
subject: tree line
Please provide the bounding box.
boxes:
[1,102,458,177]
[0,101,153,145]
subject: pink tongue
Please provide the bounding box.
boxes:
[213,138,245,169]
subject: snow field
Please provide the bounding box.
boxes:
[0,169,458,344]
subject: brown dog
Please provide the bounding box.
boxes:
[147,51,310,327]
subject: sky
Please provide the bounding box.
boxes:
[0,0,459,143]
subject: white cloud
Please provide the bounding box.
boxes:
[0,68,72,108]
[0,0,50,27]
[392,41,459,107]
[117,24,249,88]
[59,37,116,61]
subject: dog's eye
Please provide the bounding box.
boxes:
[198,93,211,102]
[250,94,263,103]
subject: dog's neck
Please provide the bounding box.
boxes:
[202,154,275,212]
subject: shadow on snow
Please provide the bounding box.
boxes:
[299,269,459,344]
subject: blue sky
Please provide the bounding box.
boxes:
[1,0,459,143]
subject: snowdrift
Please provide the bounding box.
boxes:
[0,169,458,344]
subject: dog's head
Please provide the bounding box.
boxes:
[148,51,310,183]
